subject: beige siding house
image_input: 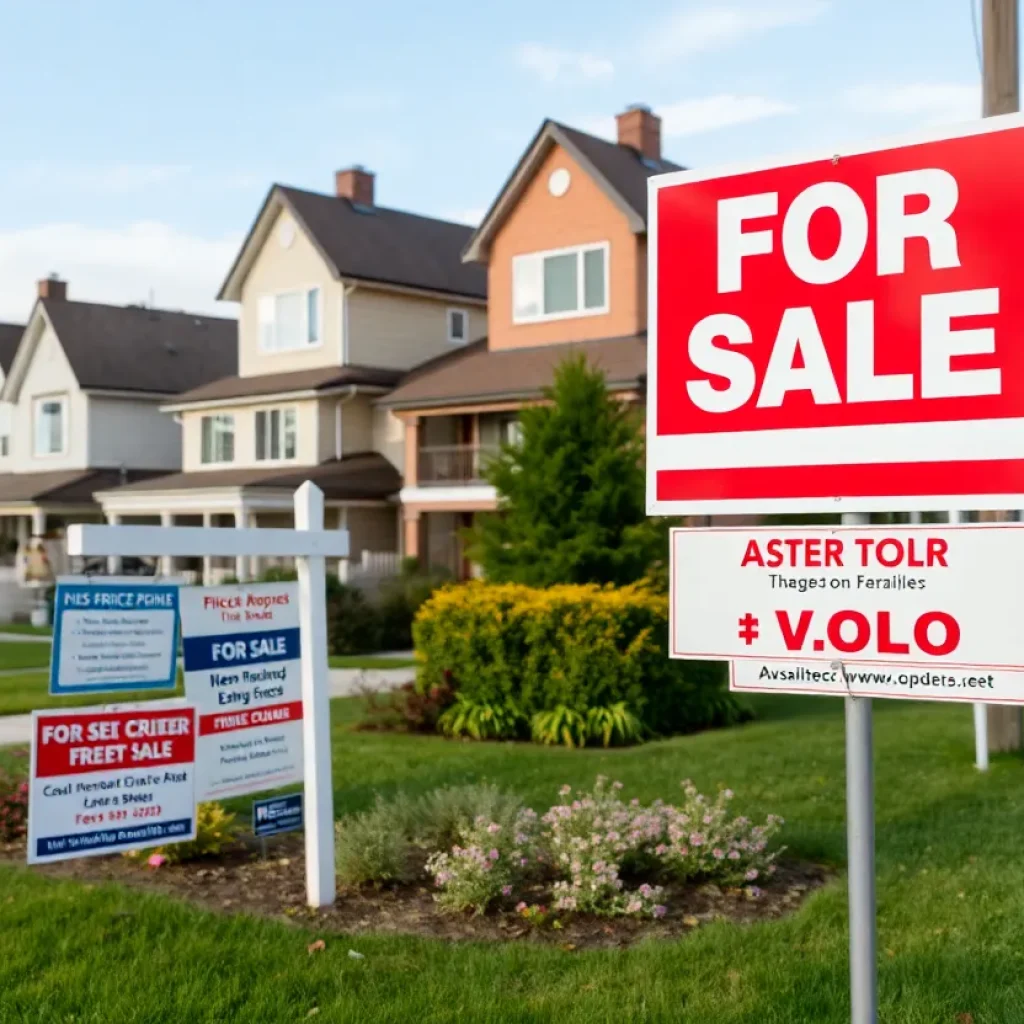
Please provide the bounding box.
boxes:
[97,166,487,583]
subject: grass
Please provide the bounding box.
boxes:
[329,655,417,670]
[0,641,52,673]
[0,671,183,716]
[4,693,1024,1021]
[0,622,52,637]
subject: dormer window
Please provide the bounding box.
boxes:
[512,243,609,324]
[258,287,322,352]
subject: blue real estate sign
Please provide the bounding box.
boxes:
[49,580,180,696]
[253,794,303,838]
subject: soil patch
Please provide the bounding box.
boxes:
[1,838,831,949]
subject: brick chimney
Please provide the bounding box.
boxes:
[38,274,67,301]
[335,165,374,207]
[616,104,661,162]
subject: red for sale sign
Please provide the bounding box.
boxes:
[647,114,1024,514]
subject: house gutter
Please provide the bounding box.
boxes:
[335,385,358,460]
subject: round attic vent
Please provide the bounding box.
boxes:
[278,219,296,248]
[548,168,571,198]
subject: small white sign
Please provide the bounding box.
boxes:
[50,578,180,696]
[180,582,304,801]
[671,525,1024,703]
[28,704,197,864]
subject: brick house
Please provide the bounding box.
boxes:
[383,105,677,576]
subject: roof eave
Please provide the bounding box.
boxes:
[384,377,641,412]
[161,382,393,414]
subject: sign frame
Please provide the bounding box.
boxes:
[646,110,1024,517]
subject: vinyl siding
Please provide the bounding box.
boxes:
[87,396,181,470]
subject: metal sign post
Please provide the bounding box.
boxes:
[65,481,346,909]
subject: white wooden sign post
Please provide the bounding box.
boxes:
[66,481,345,908]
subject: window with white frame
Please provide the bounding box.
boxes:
[512,243,608,323]
[200,414,235,464]
[255,407,298,461]
[499,414,522,447]
[447,308,468,345]
[258,287,322,352]
[33,396,66,456]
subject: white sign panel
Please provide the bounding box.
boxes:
[29,704,197,864]
[180,582,303,801]
[671,525,1024,703]
[50,578,180,696]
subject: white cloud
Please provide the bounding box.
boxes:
[515,43,614,84]
[573,94,795,142]
[0,222,241,323]
[645,2,828,63]
[842,83,981,124]
[442,206,487,226]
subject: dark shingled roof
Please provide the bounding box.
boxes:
[170,364,404,406]
[553,121,683,223]
[0,468,168,505]
[41,299,237,395]
[260,187,486,299]
[384,334,647,409]
[101,452,400,501]
[0,322,24,374]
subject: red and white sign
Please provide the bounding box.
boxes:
[671,525,1024,703]
[648,114,1024,514]
[180,582,303,801]
[28,704,197,864]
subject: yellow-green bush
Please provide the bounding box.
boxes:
[414,582,746,743]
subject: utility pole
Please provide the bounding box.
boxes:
[981,0,1022,753]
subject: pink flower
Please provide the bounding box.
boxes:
[745,869,759,881]
[501,885,513,897]
[147,854,167,869]
[652,905,667,918]
[626,899,643,914]
[486,823,501,834]
[559,785,572,796]
[690,833,705,847]
[489,849,499,861]
[713,848,725,860]
[728,850,740,861]
[515,902,527,913]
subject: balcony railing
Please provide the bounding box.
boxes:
[418,444,497,486]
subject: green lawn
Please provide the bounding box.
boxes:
[328,655,417,670]
[0,671,183,716]
[0,622,52,637]
[4,694,1024,1021]
[0,640,52,673]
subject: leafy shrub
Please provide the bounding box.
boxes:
[438,695,525,741]
[327,582,382,655]
[359,679,455,733]
[126,802,239,864]
[416,784,525,852]
[335,792,421,885]
[530,706,587,748]
[0,757,29,842]
[415,581,746,742]
[585,703,645,747]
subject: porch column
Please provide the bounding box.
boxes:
[201,511,213,585]
[403,508,421,564]
[233,508,246,581]
[31,508,45,537]
[16,516,28,548]
[106,513,122,575]
[247,510,262,580]
[403,416,420,488]
[337,505,350,581]
[159,512,174,576]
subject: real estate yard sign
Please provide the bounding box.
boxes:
[28,704,197,865]
[180,582,304,802]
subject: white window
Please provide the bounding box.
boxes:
[512,243,608,323]
[255,407,298,461]
[499,415,523,447]
[447,308,468,345]
[201,414,235,464]
[0,403,12,458]
[258,287,322,352]
[33,396,66,456]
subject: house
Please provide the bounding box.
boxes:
[383,105,676,577]
[0,276,236,554]
[96,166,487,584]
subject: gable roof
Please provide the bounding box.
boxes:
[463,119,683,263]
[0,322,24,375]
[383,333,647,410]
[2,300,237,402]
[218,186,488,302]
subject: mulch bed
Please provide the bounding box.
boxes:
[1,837,831,949]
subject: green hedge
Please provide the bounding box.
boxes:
[413,582,747,740]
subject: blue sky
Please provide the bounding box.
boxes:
[0,0,988,321]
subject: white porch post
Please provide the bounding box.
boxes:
[159,512,174,576]
[295,482,336,906]
[337,505,349,581]
[16,516,28,548]
[247,510,262,580]
[233,507,246,581]
[201,512,213,585]
[106,513,122,575]
[31,508,45,537]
